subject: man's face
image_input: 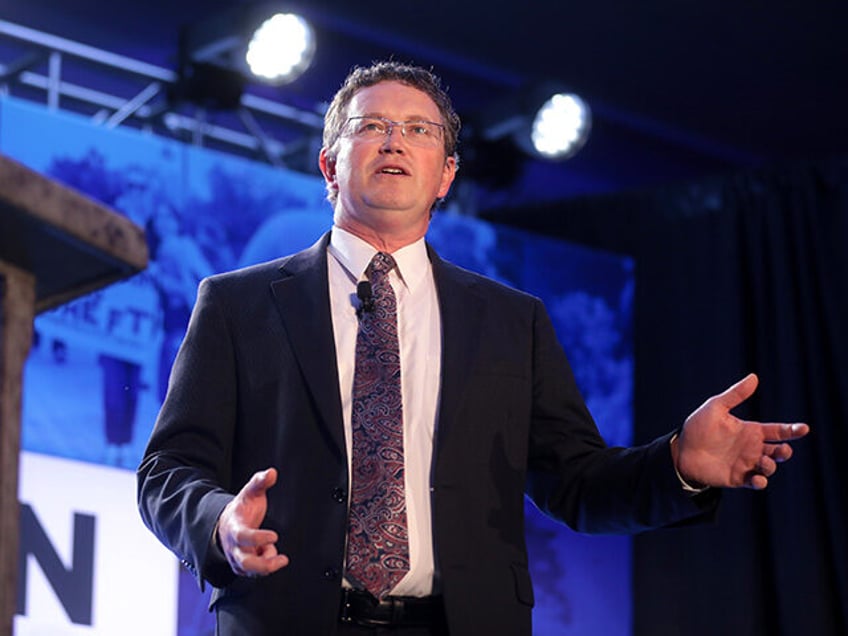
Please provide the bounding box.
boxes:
[320,81,457,241]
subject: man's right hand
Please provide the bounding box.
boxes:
[217,468,290,577]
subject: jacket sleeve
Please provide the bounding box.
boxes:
[524,297,718,533]
[136,276,239,589]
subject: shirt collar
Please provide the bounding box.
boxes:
[329,226,430,292]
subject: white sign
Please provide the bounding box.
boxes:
[16,452,179,635]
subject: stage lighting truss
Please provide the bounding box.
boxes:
[0,19,324,169]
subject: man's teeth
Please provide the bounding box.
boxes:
[381,168,404,174]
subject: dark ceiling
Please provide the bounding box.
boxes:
[1,0,846,209]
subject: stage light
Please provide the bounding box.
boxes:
[179,4,316,97]
[529,92,591,160]
[476,83,592,162]
[244,13,315,84]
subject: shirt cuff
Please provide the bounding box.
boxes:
[670,432,710,494]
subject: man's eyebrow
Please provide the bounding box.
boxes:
[353,112,439,122]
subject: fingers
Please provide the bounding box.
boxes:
[240,549,290,577]
[756,454,778,477]
[229,549,289,577]
[748,473,769,490]
[226,527,289,577]
[746,445,793,490]
[756,422,810,442]
[764,441,794,463]
[235,527,279,549]
[744,455,775,490]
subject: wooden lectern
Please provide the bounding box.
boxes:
[0,154,148,635]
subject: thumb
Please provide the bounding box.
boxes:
[243,468,277,499]
[715,373,759,410]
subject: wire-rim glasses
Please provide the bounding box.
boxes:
[343,116,445,148]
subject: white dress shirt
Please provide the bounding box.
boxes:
[327,226,442,597]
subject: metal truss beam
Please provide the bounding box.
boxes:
[0,20,324,167]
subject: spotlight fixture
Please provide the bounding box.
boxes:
[478,83,592,161]
[244,12,315,84]
[180,3,316,90]
[528,92,591,160]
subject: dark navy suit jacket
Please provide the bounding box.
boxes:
[137,232,715,635]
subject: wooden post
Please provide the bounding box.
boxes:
[0,153,147,634]
[0,263,33,636]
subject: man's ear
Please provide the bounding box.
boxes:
[318,148,336,183]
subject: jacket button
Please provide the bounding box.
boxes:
[332,487,346,504]
[323,567,340,580]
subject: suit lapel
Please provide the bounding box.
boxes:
[270,232,346,457]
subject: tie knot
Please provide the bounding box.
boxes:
[368,252,396,281]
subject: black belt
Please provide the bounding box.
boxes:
[339,589,444,628]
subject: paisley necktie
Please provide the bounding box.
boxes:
[345,252,409,600]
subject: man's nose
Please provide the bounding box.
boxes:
[380,126,405,151]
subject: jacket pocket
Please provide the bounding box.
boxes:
[511,562,535,607]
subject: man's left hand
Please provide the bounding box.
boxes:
[672,373,810,490]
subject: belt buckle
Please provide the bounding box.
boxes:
[340,589,393,627]
[340,589,367,624]
[339,591,353,624]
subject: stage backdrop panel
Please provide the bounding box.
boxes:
[1,95,633,636]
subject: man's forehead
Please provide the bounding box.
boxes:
[348,81,439,118]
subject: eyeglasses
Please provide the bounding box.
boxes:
[343,116,446,148]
